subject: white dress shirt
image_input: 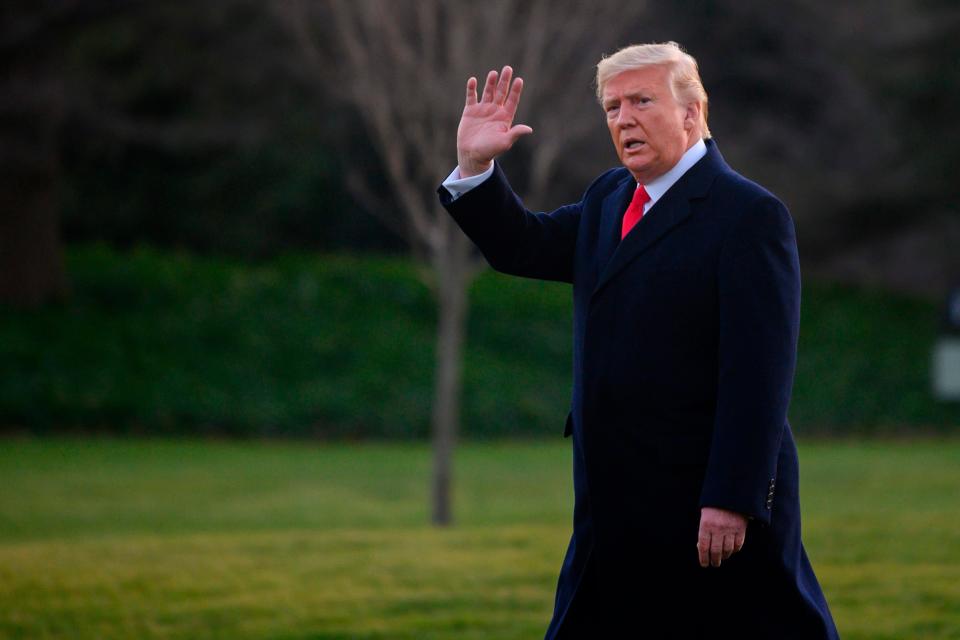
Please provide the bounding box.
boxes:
[637,138,707,216]
[441,163,496,200]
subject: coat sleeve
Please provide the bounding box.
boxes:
[437,162,585,284]
[699,193,801,525]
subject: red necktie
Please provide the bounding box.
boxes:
[621,184,650,239]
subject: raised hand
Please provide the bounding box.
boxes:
[457,66,533,177]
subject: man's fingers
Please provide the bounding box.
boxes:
[699,507,749,567]
[480,69,498,103]
[465,77,478,106]
[710,534,724,567]
[697,532,710,568]
[503,77,524,115]
[722,533,735,560]
[474,67,523,110]
[734,530,746,553]
[494,65,513,104]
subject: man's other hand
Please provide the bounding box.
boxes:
[697,507,747,568]
[457,65,533,177]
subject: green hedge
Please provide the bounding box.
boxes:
[1,245,956,437]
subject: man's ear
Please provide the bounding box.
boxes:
[684,101,701,131]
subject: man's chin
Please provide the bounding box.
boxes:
[621,157,651,176]
[623,164,653,183]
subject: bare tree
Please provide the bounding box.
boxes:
[0,1,115,307]
[274,0,647,525]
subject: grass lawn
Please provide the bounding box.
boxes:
[0,438,958,639]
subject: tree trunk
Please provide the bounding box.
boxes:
[0,60,68,308]
[429,230,471,527]
[0,187,68,308]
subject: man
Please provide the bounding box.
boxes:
[438,42,839,639]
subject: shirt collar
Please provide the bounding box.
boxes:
[640,137,707,208]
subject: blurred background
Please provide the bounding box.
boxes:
[1,1,959,639]
[3,0,959,437]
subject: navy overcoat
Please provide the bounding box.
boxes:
[439,140,839,639]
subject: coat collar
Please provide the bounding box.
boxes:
[592,138,730,297]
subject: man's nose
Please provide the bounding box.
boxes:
[616,103,636,128]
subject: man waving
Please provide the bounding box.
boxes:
[439,42,839,639]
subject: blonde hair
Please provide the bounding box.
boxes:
[596,41,711,138]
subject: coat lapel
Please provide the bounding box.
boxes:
[596,174,637,272]
[592,139,727,297]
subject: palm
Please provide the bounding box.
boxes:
[459,102,517,160]
[456,66,532,176]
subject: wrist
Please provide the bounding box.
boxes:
[456,154,493,179]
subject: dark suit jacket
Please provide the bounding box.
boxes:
[439,139,839,639]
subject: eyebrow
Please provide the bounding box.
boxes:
[603,89,655,107]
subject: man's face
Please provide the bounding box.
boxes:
[602,65,698,184]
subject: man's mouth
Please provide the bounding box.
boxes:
[624,139,645,151]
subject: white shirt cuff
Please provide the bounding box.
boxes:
[441,163,495,201]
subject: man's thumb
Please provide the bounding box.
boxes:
[509,124,533,141]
